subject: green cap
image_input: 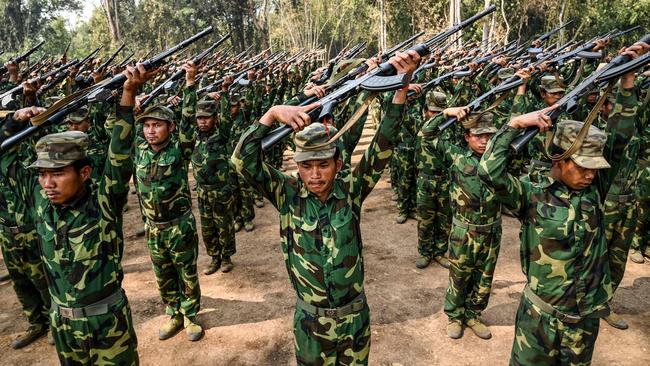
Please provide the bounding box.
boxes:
[65,106,90,124]
[425,91,447,112]
[330,58,365,84]
[497,68,515,80]
[540,75,565,93]
[468,112,497,135]
[29,131,89,169]
[293,123,338,162]
[229,93,243,106]
[553,120,610,169]
[196,99,217,117]
[136,105,175,124]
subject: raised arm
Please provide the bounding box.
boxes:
[179,60,198,160]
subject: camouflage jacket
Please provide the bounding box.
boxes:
[191,125,236,190]
[0,125,36,231]
[422,115,501,225]
[135,85,197,222]
[417,114,450,178]
[232,103,405,308]
[0,106,135,307]
[478,89,638,316]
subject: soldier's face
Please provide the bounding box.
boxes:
[555,159,597,190]
[465,132,493,156]
[143,118,174,147]
[196,116,216,132]
[38,165,91,205]
[297,158,343,201]
[600,101,614,120]
[541,90,564,106]
[67,119,90,133]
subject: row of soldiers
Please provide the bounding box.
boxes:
[0,22,649,366]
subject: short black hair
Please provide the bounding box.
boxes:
[333,147,341,161]
[71,157,92,173]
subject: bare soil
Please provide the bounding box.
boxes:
[1,162,649,365]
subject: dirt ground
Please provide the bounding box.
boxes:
[1,157,650,365]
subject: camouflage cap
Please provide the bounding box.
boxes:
[65,105,90,124]
[229,93,243,106]
[330,58,365,84]
[553,120,610,169]
[293,123,338,162]
[540,75,565,93]
[196,99,217,117]
[425,91,447,112]
[29,131,89,169]
[497,68,515,80]
[468,112,497,135]
[136,104,175,124]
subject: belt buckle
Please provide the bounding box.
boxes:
[558,312,581,323]
[59,307,74,319]
[324,309,338,318]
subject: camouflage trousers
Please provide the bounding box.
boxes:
[394,145,417,215]
[50,295,139,366]
[444,219,501,322]
[510,294,599,366]
[632,165,650,255]
[416,174,451,258]
[233,174,255,224]
[604,196,637,292]
[197,185,236,259]
[0,228,50,327]
[145,213,201,319]
[293,305,370,366]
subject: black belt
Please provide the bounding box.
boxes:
[0,223,35,235]
[52,290,124,320]
[146,210,192,230]
[296,293,366,318]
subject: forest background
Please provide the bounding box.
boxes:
[0,0,648,64]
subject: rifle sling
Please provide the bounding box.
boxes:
[299,92,378,151]
[461,92,510,129]
[544,81,615,161]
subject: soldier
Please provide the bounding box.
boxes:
[191,99,237,275]
[0,61,154,364]
[64,105,110,183]
[134,60,203,341]
[232,50,420,366]
[414,91,452,269]
[394,89,422,224]
[478,41,645,365]
[422,109,501,340]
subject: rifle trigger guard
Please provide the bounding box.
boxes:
[360,74,408,92]
[87,88,113,104]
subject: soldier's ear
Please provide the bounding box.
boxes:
[168,122,176,132]
[79,165,92,183]
[335,158,343,173]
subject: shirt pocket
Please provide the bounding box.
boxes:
[535,203,570,241]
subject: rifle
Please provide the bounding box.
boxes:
[260,5,497,150]
[0,40,45,75]
[550,25,641,66]
[1,59,79,107]
[534,20,574,45]
[36,60,82,97]
[62,42,71,61]
[96,43,126,73]
[510,33,650,153]
[140,32,231,110]
[0,27,215,153]
[118,52,135,68]
[197,55,272,96]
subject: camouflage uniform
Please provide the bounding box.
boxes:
[479,89,637,365]
[64,105,110,183]
[632,81,650,259]
[423,113,501,324]
[191,100,236,264]
[416,92,451,260]
[0,128,50,343]
[134,87,201,321]
[394,102,420,218]
[0,113,139,364]
[232,103,405,365]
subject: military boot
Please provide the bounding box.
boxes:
[408,211,417,220]
[629,250,645,264]
[415,256,432,269]
[604,311,629,330]
[159,314,184,340]
[396,213,408,224]
[255,200,265,208]
[466,318,491,339]
[234,221,243,233]
[221,256,234,273]
[643,247,650,259]
[185,317,204,342]
[434,255,451,269]
[203,257,221,275]
[135,227,146,238]
[0,272,10,282]
[244,221,255,232]
[47,330,54,346]
[11,324,47,349]
[446,320,463,339]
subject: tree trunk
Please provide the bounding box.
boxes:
[558,0,570,46]
[500,0,509,44]
[101,0,121,45]
[481,0,491,51]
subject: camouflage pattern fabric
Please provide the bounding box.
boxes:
[478,89,637,365]
[0,105,140,364]
[422,114,502,322]
[135,86,201,320]
[415,176,450,258]
[394,102,419,216]
[232,102,405,364]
